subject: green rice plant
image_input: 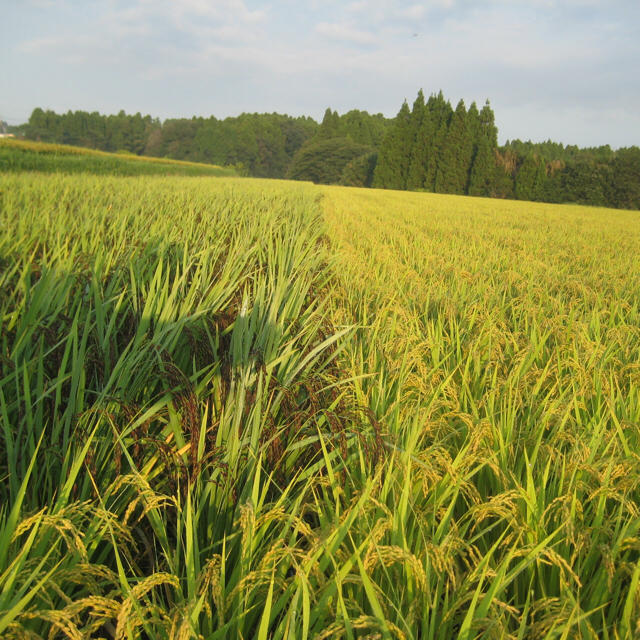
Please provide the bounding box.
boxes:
[2,171,640,638]
[0,173,353,637]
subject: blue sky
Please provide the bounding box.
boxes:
[2,0,639,147]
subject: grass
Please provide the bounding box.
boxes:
[1,169,640,638]
[0,138,237,176]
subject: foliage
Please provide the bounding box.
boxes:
[317,108,392,148]
[340,152,378,188]
[502,140,640,209]
[373,90,638,209]
[287,137,373,184]
[375,91,500,197]
[25,107,158,155]
[22,108,318,179]
[18,100,639,208]
[611,147,640,210]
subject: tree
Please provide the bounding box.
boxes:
[479,100,498,148]
[406,90,430,190]
[341,152,378,187]
[560,159,610,206]
[406,111,434,190]
[287,137,373,184]
[434,99,473,195]
[468,137,495,196]
[424,92,453,192]
[373,100,413,189]
[467,100,499,197]
[515,154,543,201]
[318,108,341,138]
[610,147,640,209]
[25,108,48,141]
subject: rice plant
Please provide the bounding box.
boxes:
[322,186,640,638]
[0,173,347,638]
[2,169,640,638]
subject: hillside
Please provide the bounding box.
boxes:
[0,138,237,177]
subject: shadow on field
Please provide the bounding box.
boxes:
[0,238,357,512]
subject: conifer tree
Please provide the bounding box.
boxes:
[418,92,451,191]
[468,136,495,196]
[468,100,499,196]
[406,112,433,190]
[466,101,481,193]
[514,154,548,201]
[405,90,427,189]
[318,108,341,138]
[479,100,498,148]
[372,100,412,189]
[435,99,472,194]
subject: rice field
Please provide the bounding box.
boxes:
[0,139,237,176]
[323,187,640,638]
[1,171,640,638]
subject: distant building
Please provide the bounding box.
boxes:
[0,133,15,138]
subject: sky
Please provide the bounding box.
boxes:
[2,0,639,148]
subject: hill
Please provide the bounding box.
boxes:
[0,138,237,177]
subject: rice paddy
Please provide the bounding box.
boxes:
[1,170,640,638]
[0,138,237,177]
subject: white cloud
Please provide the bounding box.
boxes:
[169,0,267,23]
[398,4,427,20]
[316,21,377,45]
[345,1,368,11]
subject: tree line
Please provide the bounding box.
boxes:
[18,97,640,209]
[23,108,319,178]
[371,91,639,209]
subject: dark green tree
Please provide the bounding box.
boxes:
[424,92,453,192]
[467,100,498,196]
[434,99,473,195]
[515,154,543,201]
[468,137,496,197]
[610,147,640,209]
[373,100,413,189]
[318,108,341,138]
[287,137,373,184]
[341,152,378,187]
[406,90,429,190]
[479,100,498,148]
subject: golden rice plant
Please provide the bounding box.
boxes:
[2,164,640,638]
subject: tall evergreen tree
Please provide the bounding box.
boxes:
[406,112,434,190]
[434,99,473,195]
[406,90,429,190]
[610,147,640,209]
[515,154,541,201]
[318,108,341,138]
[479,100,498,148]
[468,137,495,197]
[468,100,498,196]
[423,92,453,192]
[373,100,412,189]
